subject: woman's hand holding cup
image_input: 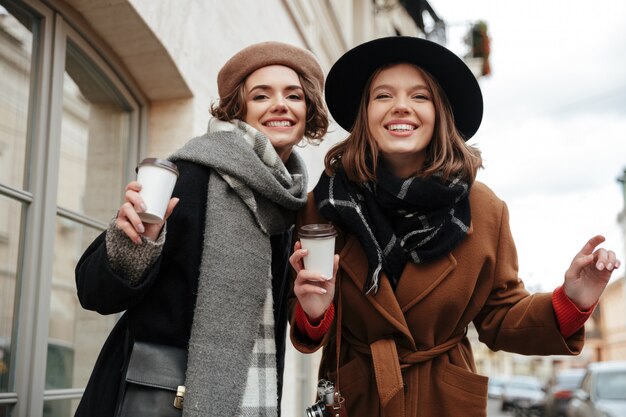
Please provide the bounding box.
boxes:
[290,224,339,322]
[116,158,180,244]
[290,241,338,322]
[116,181,179,244]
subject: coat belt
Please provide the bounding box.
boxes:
[344,332,464,417]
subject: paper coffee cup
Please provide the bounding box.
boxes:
[135,158,179,223]
[299,224,337,279]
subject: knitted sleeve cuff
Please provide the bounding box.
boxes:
[552,286,595,339]
[295,302,335,342]
[105,218,166,285]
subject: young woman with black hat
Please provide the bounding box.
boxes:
[74,41,328,417]
[288,36,620,417]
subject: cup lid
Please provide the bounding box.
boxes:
[136,158,179,176]
[299,223,337,238]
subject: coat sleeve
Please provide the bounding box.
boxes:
[473,201,584,355]
[75,230,164,315]
[75,160,206,316]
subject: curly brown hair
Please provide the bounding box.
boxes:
[210,71,328,144]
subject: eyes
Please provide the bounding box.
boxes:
[373,91,431,101]
[250,92,303,101]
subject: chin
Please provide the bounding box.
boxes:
[268,136,300,150]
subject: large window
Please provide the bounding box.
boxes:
[0,3,37,415]
[0,1,144,416]
[0,3,32,191]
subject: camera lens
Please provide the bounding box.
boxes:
[305,402,327,417]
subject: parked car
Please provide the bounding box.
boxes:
[501,375,545,414]
[543,368,586,417]
[567,361,626,417]
[488,376,508,399]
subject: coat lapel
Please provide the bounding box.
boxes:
[339,235,413,340]
[395,252,457,312]
[339,232,461,337]
[394,222,472,311]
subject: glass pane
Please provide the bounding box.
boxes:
[43,398,80,417]
[57,41,131,223]
[0,196,23,393]
[597,371,626,400]
[0,405,12,417]
[46,218,116,390]
[0,4,34,190]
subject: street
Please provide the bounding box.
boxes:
[487,398,510,417]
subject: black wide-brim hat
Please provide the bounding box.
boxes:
[325,36,483,140]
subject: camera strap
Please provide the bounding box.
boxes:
[332,279,348,417]
[335,280,342,390]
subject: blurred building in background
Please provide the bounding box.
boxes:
[0,0,620,416]
[604,169,626,360]
[600,276,626,360]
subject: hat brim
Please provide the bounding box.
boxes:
[325,36,483,140]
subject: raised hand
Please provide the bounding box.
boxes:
[563,235,621,310]
[290,240,339,322]
[115,181,179,244]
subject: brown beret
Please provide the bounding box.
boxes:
[217,41,324,98]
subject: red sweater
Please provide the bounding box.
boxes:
[295,285,593,341]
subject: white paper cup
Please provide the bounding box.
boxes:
[136,158,179,223]
[299,224,337,279]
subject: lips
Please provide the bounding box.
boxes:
[263,119,295,127]
[384,120,417,132]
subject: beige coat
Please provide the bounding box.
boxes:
[289,181,584,417]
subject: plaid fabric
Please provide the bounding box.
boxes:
[238,286,278,417]
[314,164,471,294]
[169,119,307,417]
[207,118,294,234]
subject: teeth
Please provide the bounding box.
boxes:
[266,120,292,127]
[387,124,415,131]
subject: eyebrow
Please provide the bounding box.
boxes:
[371,84,429,92]
[248,84,304,93]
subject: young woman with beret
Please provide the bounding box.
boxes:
[288,36,620,417]
[74,41,328,417]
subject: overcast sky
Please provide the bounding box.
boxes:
[432,0,626,290]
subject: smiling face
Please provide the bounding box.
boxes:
[367,63,436,178]
[243,65,307,162]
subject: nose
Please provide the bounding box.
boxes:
[270,97,288,113]
[392,98,410,114]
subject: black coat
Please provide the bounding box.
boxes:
[74,160,293,417]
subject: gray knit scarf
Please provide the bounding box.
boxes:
[168,118,307,417]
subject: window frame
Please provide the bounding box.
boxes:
[0,0,148,415]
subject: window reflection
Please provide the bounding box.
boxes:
[0,4,33,191]
[47,218,115,395]
[43,399,80,417]
[47,41,132,396]
[0,405,11,417]
[0,196,24,394]
[58,41,131,222]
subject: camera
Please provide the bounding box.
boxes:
[305,379,344,417]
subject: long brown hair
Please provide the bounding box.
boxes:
[210,71,329,143]
[325,64,482,183]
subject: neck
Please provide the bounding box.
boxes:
[277,147,292,163]
[381,154,425,179]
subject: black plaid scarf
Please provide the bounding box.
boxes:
[314,163,471,294]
